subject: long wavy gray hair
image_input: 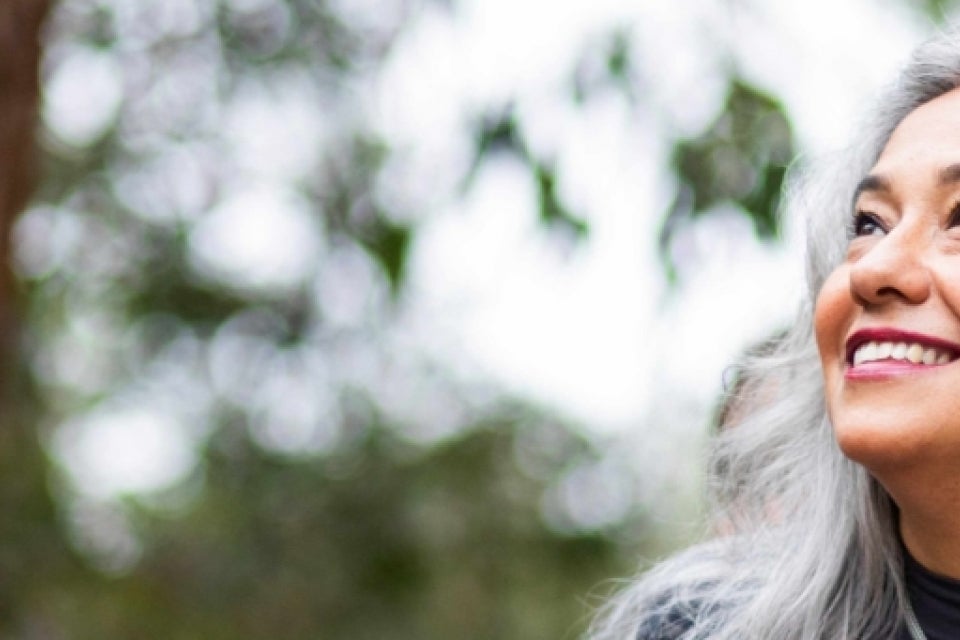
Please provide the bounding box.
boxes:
[587,30,960,640]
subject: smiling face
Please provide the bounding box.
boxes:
[815,87,960,475]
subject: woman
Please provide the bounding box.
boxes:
[589,31,960,640]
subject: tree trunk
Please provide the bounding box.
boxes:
[0,2,84,635]
[0,0,48,359]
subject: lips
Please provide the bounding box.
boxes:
[845,328,960,368]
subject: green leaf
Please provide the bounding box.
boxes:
[360,218,412,298]
[660,77,795,278]
[535,163,589,241]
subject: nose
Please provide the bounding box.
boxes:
[848,228,932,307]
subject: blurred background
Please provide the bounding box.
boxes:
[0,0,950,637]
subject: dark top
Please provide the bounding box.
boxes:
[634,603,695,639]
[899,550,960,640]
[636,550,960,639]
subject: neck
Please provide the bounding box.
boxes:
[895,477,960,578]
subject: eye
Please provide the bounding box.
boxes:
[947,201,960,228]
[849,211,885,238]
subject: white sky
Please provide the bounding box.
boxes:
[390,0,924,433]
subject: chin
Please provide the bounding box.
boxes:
[834,418,948,488]
[830,411,933,474]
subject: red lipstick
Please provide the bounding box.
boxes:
[845,328,960,364]
[844,327,960,381]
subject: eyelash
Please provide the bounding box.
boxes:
[948,201,960,227]
[848,200,960,240]
[848,211,885,239]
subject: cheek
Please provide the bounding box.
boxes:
[814,266,854,366]
[931,255,960,306]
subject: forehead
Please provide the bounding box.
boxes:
[875,87,960,172]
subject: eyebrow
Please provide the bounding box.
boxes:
[852,163,960,208]
[938,163,960,185]
[851,174,891,208]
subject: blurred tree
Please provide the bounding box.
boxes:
[0,1,101,636]
[0,0,954,638]
[0,1,48,336]
[660,79,794,282]
[1,0,658,637]
[46,411,646,639]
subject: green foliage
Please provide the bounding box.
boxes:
[4,1,656,637]
[660,79,795,281]
[571,28,639,105]
[359,218,413,297]
[466,109,591,242]
[38,411,644,639]
[919,0,954,22]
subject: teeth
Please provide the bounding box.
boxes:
[853,342,876,366]
[851,340,955,367]
[906,344,923,363]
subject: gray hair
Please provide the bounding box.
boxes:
[588,30,960,640]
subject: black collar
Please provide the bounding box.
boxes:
[904,548,960,640]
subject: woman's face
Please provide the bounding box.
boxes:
[815,87,960,474]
